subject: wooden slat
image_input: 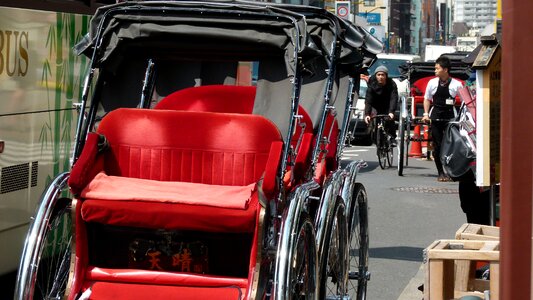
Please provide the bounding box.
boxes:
[454,260,476,292]
[455,223,470,239]
[427,240,500,261]
[490,262,500,300]
[428,259,455,300]
[455,223,500,241]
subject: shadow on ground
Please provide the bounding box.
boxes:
[370,246,425,262]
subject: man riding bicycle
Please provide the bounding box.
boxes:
[364,65,398,146]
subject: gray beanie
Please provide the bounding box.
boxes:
[374,65,389,75]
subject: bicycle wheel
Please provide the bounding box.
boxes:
[319,196,348,299]
[387,144,394,167]
[15,174,75,300]
[346,183,369,300]
[376,129,387,169]
[397,116,405,176]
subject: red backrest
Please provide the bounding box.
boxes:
[155,84,313,162]
[96,108,282,186]
[155,85,255,114]
[411,76,434,104]
[411,76,465,105]
[154,85,316,186]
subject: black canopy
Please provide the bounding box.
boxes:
[76,0,382,74]
[400,60,472,84]
[75,0,383,138]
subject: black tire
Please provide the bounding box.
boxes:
[376,128,387,169]
[274,190,318,300]
[387,145,393,168]
[16,199,74,300]
[15,173,74,300]
[398,117,405,176]
[346,183,369,300]
[289,214,318,300]
[319,196,348,299]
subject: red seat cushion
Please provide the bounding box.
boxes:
[82,172,256,210]
[81,188,260,232]
[85,267,248,288]
[81,281,245,300]
[155,85,255,114]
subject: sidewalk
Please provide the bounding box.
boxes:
[398,264,425,300]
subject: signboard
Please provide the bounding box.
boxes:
[364,25,385,41]
[335,1,350,20]
[475,43,501,186]
[359,12,381,24]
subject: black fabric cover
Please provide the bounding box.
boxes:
[440,122,476,181]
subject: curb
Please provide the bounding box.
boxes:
[397,263,424,300]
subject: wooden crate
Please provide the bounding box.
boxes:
[455,223,499,241]
[424,239,499,300]
[454,223,500,297]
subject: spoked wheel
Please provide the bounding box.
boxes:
[397,116,406,176]
[346,183,369,300]
[274,185,318,300]
[290,215,319,299]
[15,173,75,300]
[319,196,348,300]
[386,145,393,168]
[376,129,387,169]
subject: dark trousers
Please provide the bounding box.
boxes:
[430,120,448,175]
[370,119,396,144]
[458,170,491,225]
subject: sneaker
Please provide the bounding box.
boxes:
[437,174,452,182]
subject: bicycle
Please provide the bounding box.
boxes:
[371,114,395,169]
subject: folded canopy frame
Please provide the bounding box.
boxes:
[73,1,318,194]
[73,0,382,196]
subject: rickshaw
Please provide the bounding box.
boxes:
[14,1,382,299]
[396,59,472,176]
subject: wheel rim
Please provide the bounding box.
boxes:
[290,219,317,300]
[34,199,74,300]
[346,185,369,300]
[322,199,347,299]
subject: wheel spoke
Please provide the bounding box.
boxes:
[346,184,369,300]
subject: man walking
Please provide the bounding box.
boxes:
[422,56,464,182]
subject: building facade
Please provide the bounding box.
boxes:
[454,0,497,30]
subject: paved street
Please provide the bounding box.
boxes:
[342,144,467,300]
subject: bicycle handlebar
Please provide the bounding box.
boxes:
[412,117,453,124]
[370,114,393,120]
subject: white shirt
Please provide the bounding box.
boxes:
[424,77,464,101]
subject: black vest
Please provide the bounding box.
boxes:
[431,79,455,120]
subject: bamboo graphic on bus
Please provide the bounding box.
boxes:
[40,13,89,185]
